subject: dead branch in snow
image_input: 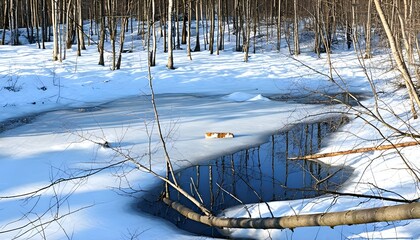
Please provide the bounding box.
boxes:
[288,141,420,160]
[163,198,420,230]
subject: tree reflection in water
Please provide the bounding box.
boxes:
[139,116,353,237]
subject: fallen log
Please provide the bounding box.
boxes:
[288,141,420,160]
[163,198,420,230]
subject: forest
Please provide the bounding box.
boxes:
[1,0,420,65]
[2,0,420,107]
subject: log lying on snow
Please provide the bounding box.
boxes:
[163,198,420,229]
[288,141,420,160]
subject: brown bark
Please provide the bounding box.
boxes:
[208,0,214,54]
[193,0,200,51]
[277,0,281,51]
[51,0,59,61]
[364,0,372,59]
[293,0,299,56]
[373,0,420,119]
[2,0,9,45]
[289,141,420,160]
[98,0,105,66]
[163,198,420,229]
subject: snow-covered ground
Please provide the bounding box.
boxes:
[0,25,419,239]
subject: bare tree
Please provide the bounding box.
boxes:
[243,0,251,62]
[277,0,282,51]
[2,0,9,45]
[167,0,175,69]
[9,0,19,45]
[98,0,106,66]
[293,0,299,56]
[373,0,420,119]
[116,1,132,70]
[76,0,85,56]
[51,0,60,61]
[193,0,201,51]
[364,0,373,59]
[186,0,192,60]
[151,0,157,66]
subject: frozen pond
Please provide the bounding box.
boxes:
[0,93,356,239]
[138,116,353,237]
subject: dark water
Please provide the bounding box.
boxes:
[138,116,353,238]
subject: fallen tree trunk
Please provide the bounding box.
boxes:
[163,198,420,229]
[288,141,420,160]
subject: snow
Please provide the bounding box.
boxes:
[0,24,419,240]
[223,92,270,102]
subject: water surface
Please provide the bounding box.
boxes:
[138,116,353,237]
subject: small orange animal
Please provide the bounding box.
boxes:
[205,132,235,139]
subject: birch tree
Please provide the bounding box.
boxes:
[167,0,175,69]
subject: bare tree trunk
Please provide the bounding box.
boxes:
[243,0,250,62]
[24,0,34,44]
[9,0,19,45]
[107,0,117,70]
[58,0,63,61]
[116,1,132,70]
[364,0,372,59]
[162,0,168,52]
[98,0,105,66]
[186,0,192,60]
[202,0,207,50]
[314,0,321,56]
[351,0,358,49]
[75,0,81,56]
[51,0,59,61]
[151,0,157,66]
[77,0,85,51]
[167,0,175,69]
[66,0,74,49]
[293,0,299,56]
[181,0,187,44]
[41,0,46,49]
[216,0,220,55]
[193,0,200,51]
[32,0,41,48]
[252,0,257,54]
[64,0,73,56]
[208,0,214,54]
[277,0,281,51]
[234,0,241,51]
[373,0,420,119]
[2,0,9,45]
